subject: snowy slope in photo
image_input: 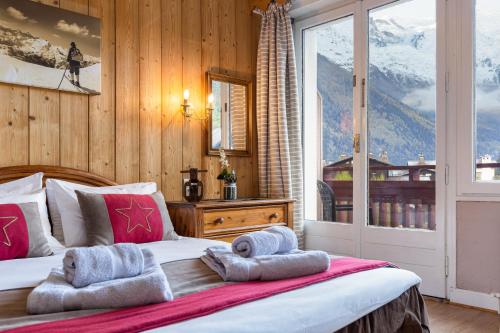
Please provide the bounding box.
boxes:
[0,22,100,93]
[0,53,100,93]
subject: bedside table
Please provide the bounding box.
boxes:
[166,199,294,243]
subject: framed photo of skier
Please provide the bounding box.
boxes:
[0,0,101,94]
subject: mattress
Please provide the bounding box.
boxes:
[0,238,422,332]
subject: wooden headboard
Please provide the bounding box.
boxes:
[0,165,118,187]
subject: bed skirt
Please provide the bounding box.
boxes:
[337,285,429,333]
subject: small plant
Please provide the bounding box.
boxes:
[217,149,237,183]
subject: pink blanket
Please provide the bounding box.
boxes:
[6,257,394,333]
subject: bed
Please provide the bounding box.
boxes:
[0,166,429,333]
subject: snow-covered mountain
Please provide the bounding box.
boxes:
[0,23,99,70]
[316,15,500,165]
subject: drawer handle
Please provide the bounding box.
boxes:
[269,213,279,219]
[214,217,225,225]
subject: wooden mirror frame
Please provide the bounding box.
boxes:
[206,71,252,157]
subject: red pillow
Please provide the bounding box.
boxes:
[0,203,52,261]
[76,192,178,245]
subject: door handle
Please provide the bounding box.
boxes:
[361,78,366,108]
[214,217,224,225]
[353,134,360,154]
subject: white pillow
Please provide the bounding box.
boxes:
[0,190,62,249]
[46,179,157,247]
[0,173,43,197]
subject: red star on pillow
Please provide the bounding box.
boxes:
[115,199,155,234]
[0,216,17,247]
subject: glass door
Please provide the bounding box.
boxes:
[361,0,446,297]
[302,3,362,258]
[300,0,446,297]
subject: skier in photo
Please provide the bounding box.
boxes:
[67,41,83,87]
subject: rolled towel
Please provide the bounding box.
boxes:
[28,249,173,314]
[63,243,145,288]
[232,226,298,258]
[202,246,330,281]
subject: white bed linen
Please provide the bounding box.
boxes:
[0,238,421,333]
[149,267,420,333]
[0,237,222,291]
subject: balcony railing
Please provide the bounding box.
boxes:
[321,163,500,230]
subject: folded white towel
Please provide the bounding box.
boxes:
[27,249,173,314]
[232,226,298,258]
[63,243,145,288]
[202,246,330,281]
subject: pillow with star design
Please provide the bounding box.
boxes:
[76,191,179,246]
[0,202,52,261]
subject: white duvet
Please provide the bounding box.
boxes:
[0,238,421,333]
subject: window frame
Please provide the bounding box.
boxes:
[456,0,500,196]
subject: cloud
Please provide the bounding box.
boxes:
[55,19,89,36]
[6,7,28,21]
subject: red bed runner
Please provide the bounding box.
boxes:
[5,257,394,333]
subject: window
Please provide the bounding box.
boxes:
[367,0,437,229]
[457,0,500,194]
[303,15,354,223]
[474,0,500,182]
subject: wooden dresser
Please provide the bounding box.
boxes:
[166,199,294,243]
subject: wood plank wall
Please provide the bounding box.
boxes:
[0,0,260,201]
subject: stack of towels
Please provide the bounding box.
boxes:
[27,243,173,314]
[201,226,331,282]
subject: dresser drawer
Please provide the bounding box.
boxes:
[203,205,287,234]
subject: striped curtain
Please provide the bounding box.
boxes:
[255,1,304,246]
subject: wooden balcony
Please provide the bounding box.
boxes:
[322,164,431,229]
[322,162,500,229]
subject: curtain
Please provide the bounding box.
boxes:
[255,1,304,246]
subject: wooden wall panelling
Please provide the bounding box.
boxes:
[218,0,237,198]
[139,0,162,187]
[219,0,255,198]
[89,0,116,180]
[0,86,29,167]
[161,0,184,201]
[201,0,221,199]
[58,0,90,171]
[1,0,259,199]
[29,88,60,165]
[59,93,89,170]
[181,0,203,171]
[115,0,140,184]
[219,0,237,76]
[59,0,88,14]
[234,0,254,197]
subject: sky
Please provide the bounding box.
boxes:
[370,0,435,22]
[0,0,100,58]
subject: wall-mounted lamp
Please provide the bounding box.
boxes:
[181,90,213,120]
[181,89,192,118]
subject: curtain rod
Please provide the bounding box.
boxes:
[252,0,292,16]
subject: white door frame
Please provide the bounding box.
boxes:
[296,0,447,297]
[297,2,363,258]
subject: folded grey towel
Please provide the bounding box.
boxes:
[27,249,173,314]
[232,226,298,258]
[63,243,145,288]
[201,246,330,282]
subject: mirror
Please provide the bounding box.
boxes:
[207,72,251,156]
